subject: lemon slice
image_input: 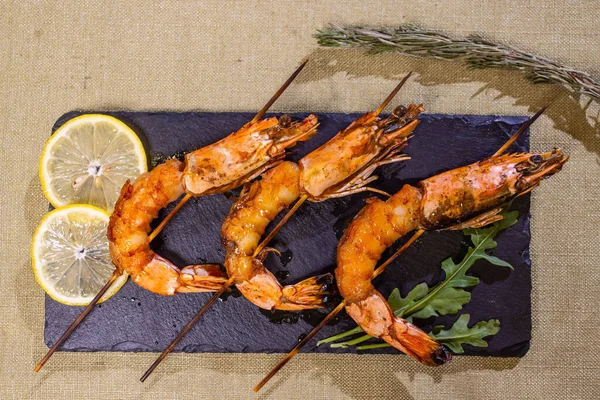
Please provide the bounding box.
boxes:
[31,204,128,306]
[40,114,147,213]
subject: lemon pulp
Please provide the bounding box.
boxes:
[40,114,147,213]
[31,205,128,306]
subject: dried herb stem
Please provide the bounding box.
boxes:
[315,25,600,100]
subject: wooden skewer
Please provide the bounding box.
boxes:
[254,301,346,392]
[140,277,235,382]
[34,271,121,372]
[493,106,547,157]
[253,229,425,392]
[139,61,310,382]
[372,229,424,278]
[374,72,413,117]
[254,106,551,390]
[254,76,422,390]
[253,195,308,258]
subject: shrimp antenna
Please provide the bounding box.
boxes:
[148,60,309,242]
[374,72,413,117]
[254,229,425,392]
[493,106,547,157]
[34,270,121,372]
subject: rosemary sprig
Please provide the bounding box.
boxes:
[315,25,600,100]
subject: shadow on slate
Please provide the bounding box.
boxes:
[45,111,531,357]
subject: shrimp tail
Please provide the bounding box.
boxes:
[130,257,229,295]
[237,266,331,311]
[346,291,451,366]
[178,264,229,293]
[385,318,452,366]
[131,254,182,296]
[281,273,335,309]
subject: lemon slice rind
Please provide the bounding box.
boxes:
[39,114,147,212]
[31,204,128,306]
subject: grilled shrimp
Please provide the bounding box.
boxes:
[336,148,568,365]
[221,101,424,310]
[108,115,318,295]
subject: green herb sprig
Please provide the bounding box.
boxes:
[318,210,518,351]
[315,25,600,100]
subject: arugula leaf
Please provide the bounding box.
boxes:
[430,314,500,353]
[387,284,427,321]
[318,209,517,350]
[402,210,518,320]
[407,287,472,320]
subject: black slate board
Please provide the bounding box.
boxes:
[45,111,531,357]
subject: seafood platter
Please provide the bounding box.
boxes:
[32,64,567,390]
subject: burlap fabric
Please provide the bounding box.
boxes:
[1,1,598,399]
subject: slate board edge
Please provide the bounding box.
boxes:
[44,111,532,359]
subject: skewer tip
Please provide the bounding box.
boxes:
[523,105,548,127]
[533,104,549,118]
[374,72,413,117]
[250,59,310,124]
[254,301,347,392]
[139,279,234,382]
[493,105,549,157]
[33,271,121,372]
